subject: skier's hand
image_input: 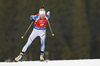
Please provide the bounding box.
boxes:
[47,11,50,15]
[30,15,34,21]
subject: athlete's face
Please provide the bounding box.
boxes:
[40,15,45,19]
[39,10,45,19]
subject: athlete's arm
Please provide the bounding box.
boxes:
[46,11,50,18]
[30,14,39,21]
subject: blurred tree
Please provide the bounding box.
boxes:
[70,0,91,59]
[86,0,100,58]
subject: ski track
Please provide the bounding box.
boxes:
[0,59,100,66]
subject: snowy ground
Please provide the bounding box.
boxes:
[0,59,100,66]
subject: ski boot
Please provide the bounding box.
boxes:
[40,52,44,62]
[14,52,24,62]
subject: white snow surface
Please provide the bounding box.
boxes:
[0,59,100,66]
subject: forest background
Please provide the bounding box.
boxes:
[0,0,100,62]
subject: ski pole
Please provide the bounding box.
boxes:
[21,21,33,39]
[47,20,54,36]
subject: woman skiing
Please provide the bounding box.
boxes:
[14,8,50,62]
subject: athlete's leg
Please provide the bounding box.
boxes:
[39,30,46,61]
[15,29,39,62]
[40,30,46,52]
[22,29,38,52]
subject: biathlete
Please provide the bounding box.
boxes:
[14,8,50,62]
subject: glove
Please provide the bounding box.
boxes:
[47,11,50,15]
[30,15,34,21]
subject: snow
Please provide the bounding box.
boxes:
[0,59,100,66]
